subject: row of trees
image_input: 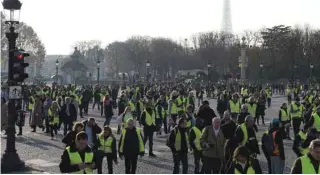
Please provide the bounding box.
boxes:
[1,13,46,71]
[73,25,320,81]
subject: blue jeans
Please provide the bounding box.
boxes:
[104,116,112,126]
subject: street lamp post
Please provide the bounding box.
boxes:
[238,37,249,83]
[310,63,314,85]
[1,0,25,173]
[146,59,151,82]
[259,61,264,88]
[55,59,59,84]
[97,60,100,85]
[207,60,211,86]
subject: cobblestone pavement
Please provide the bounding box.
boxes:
[1,96,295,174]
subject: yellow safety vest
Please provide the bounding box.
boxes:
[291,103,303,118]
[174,128,189,151]
[185,96,195,107]
[300,155,320,174]
[77,95,82,105]
[28,96,35,110]
[48,108,59,125]
[122,113,133,128]
[243,89,248,97]
[229,100,240,113]
[312,113,320,132]
[234,163,255,174]
[137,101,144,112]
[144,110,156,126]
[66,146,94,174]
[170,101,178,115]
[191,126,202,151]
[298,131,309,155]
[247,103,257,118]
[128,101,136,112]
[119,128,144,153]
[98,134,114,153]
[286,89,291,96]
[308,95,313,104]
[176,97,184,112]
[266,90,271,98]
[155,105,166,120]
[240,123,248,145]
[280,108,290,121]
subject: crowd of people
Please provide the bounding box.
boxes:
[1,82,320,174]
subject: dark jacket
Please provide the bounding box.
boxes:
[118,99,127,115]
[237,112,250,125]
[235,125,260,155]
[118,127,144,157]
[197,105,217,126]
[82,120,102,149]
[62,131,78,147]
[59,144,97,173]
[104,100,114,118]
[60,103,77,123]
[226,157,262,174]
[221,119,237,139]
[290,153,320,174]
[82,89,92,102]
[96,135,117,161]
[222,137,239,173]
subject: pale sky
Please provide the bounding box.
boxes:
[3,0,320,55]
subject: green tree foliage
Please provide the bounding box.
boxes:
[1,12,46,70]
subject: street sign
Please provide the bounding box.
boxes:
[9,86,22,99]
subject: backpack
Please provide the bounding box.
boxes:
[261,131,274,156]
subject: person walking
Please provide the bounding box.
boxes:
[200,117,225,173]
[96,126,118,174]
[118,119,144,174]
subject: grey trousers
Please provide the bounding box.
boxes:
[270,156,284,174]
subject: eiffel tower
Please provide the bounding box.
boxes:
[221,0,233,34]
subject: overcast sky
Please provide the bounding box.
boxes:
[3,0,320,55]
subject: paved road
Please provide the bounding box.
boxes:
[1,96,296,174]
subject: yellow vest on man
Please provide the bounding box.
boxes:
[291,103,304,118]
[66,146,94,174]
[280,108,290,122]
[191,126,202,151]
[247,103,257,118]
[229,100,240,113]
[297,131,309,155]
[312,113,320,132]
[144,110,156,126]
[174,127,189,151]
[300,155,320,174]
[119,129,144,153]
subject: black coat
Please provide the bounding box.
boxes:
[197,106,217,126]
[60,104,77,123]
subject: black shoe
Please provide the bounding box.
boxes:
[149,153,156,157]
[31,129,36,132]
[17,133,22,136]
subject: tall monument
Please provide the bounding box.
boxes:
[221,0,233,34]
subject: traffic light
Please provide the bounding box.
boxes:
[11,49,29,82]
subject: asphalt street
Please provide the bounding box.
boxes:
[1,95,296,174]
